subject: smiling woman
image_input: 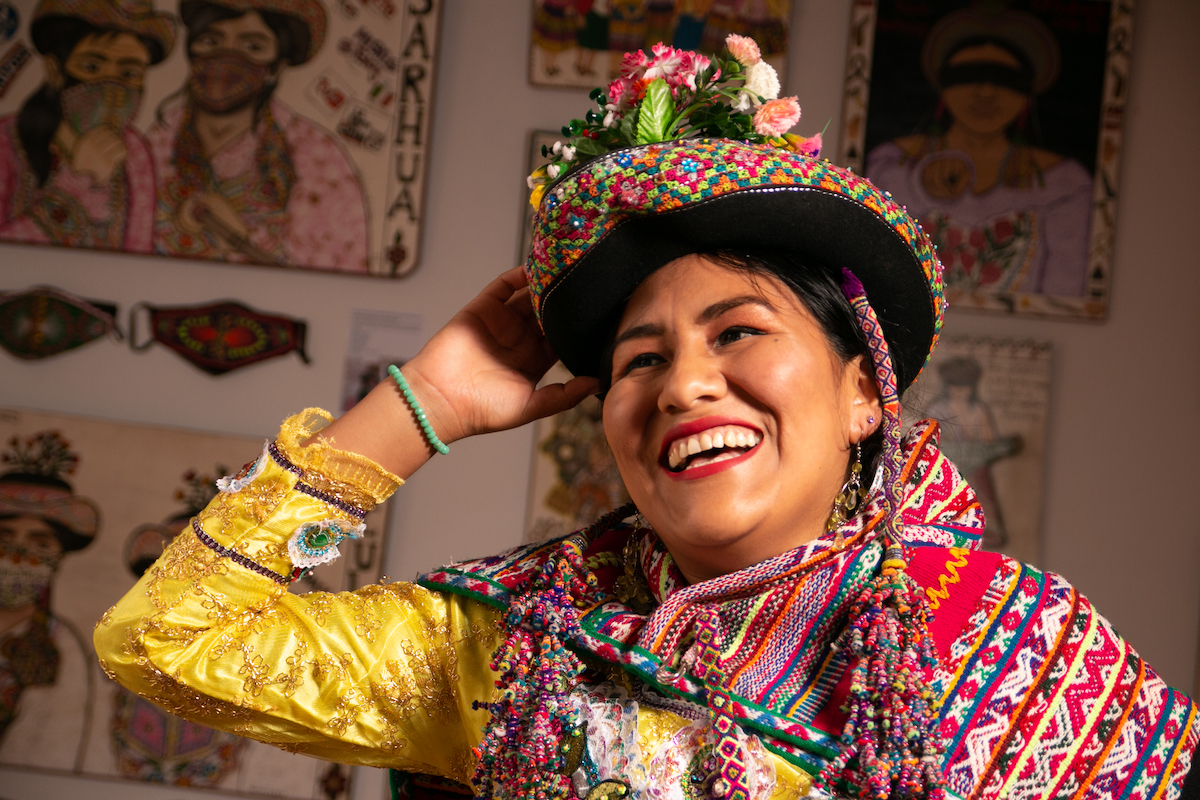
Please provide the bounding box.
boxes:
[95,35,1199,800]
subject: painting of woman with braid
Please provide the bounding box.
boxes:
[148,0,369,271]
[0,0,174,252]
[0,431,99,771]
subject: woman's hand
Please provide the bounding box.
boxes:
[313,268,598,479]
[403,267,599,442]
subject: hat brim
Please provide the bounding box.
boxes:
[541,184,937,393]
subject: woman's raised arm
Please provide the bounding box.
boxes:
[314,267,599,478]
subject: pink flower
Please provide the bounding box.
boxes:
[639,43,712,93]
[607,76,637,109]
[619,49,650,79]
[644,42,685,82]
[725,34,761,66]
[752,97,801,137]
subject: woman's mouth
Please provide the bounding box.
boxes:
[663,425,763,473]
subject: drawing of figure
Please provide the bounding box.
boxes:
[538,398,627,534]
[670,0,710,51]
[148,0,369,271]
[642,0,676,50]
[923,357,1021,551]
[607,0,645,55]
[574,0,608,78]
[866,6,1092,302]
[531,0,579,78]
[0,0,175,252]
[737,0,786,56]
[110,468,249,786]
[699,0,739,55]
[0,432,99,771]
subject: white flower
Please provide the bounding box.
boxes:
[527,174,537,190]
[743,61,780,105]
[604,110,616,128]
[561,145,576,162]
[552,141,563,154]
[733,91,754,112]
[547,164,561,179]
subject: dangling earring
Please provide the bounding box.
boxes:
[615,512,655,613]
[827,443,866,549]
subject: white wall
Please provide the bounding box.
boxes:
[2,0,1198,797]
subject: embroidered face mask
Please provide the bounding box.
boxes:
[59,80,142,135]
[0,549,58,609]
[0,287,120,360]
[131,300,310,375]
[188,52,274,113]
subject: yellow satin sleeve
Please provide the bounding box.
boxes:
[93,410,502,781]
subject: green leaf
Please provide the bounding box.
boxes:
[618,108,638,146]
[635,79,674,145]
[572,137,607,157]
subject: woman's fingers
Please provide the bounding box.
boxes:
[524,376,601,422]
[479,266,530,305]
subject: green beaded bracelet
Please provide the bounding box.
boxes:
[387,365,450,455]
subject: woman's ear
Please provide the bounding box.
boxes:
[846,354,882,444]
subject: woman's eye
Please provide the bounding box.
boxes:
[717,326,761,346]
[622,352,663,374]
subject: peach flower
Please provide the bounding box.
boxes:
[753,97,802,137]
[725,34,762,66]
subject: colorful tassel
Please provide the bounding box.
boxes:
[814,271,947,800]
[472,503,635,800]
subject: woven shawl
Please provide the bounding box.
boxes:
[420,421,1198,799]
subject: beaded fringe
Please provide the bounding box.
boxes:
[472,503,636,800]
[813,272,948,800]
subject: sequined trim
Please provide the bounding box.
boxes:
[268,441,369,519]
[192,517,292,585]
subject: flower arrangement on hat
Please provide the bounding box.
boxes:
[527,35,821,209]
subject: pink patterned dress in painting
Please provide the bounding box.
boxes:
[147,97,368,272]
[0,115,156,253]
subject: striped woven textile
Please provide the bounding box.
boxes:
[421,421,1198,799]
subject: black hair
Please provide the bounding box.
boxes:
[597,250,884,485]
[180,0,311,66]
[18,17,161,187]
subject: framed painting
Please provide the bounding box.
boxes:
[529,0,791,90]
[0,0,441,277]
[0,406,390,797]
[524,362,627,543]
[901,336,1052,566]
[837,0,1133,319]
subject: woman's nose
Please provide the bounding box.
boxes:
[657,349,726,413]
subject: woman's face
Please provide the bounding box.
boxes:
[602,255,880,584]
[940,43,1029,137]
[0,515,64,563]
[190,11,280,65]
[59,31,151,89]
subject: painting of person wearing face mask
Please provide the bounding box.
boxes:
[0,0,174,251]
[0,431,99,772]
[148,0,369,271]
[852,1,1117,317]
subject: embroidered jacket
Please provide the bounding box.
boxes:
[95,411,1199,799]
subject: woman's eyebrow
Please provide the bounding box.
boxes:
[612,323,663,348]
[697,295,775,323]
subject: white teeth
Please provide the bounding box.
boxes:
[665,425,763,471]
